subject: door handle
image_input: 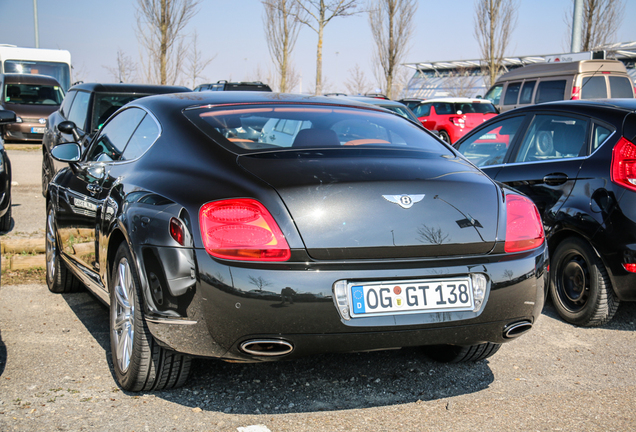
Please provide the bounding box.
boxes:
[86,184,102,196]
[543,173,568,186]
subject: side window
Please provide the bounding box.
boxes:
[85,108,146,162]
[67,91,91,130]
[535,80,567,103]
[514,115,588,163]
[455,115,526,168]
[433,103,453,115]
[413,103,431,117]
[609,76,634,98]
[581,76,607,99]
[121,115,160,160]
[503,82,522,105]
[60,90,77,118]
[484,84,503,105]
[519,81,536,104]
[592,123,613,152]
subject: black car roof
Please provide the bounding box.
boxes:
[133,91,398,114]
[68,82,191,94]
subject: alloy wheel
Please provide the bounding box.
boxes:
[111,258,135,373]
[45,209,57,286]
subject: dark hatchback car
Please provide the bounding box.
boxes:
[0,109,15,231]
[455,99,636,327]
[41,83,190,196]
[46,92,547,391]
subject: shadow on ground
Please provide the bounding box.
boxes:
[61,289,496,415]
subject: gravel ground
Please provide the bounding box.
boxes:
[1,282,636,431]
[4,147,46,239]
[1,148,636,431]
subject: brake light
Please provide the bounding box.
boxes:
[624,263,636,273]
[450,116,465,127]
[505,195,545,253]
[199,199,291,261]
[611,137,636,192]
[571,86,581,100]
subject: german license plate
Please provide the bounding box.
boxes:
[349,277,473,317]
[31,127,45,134]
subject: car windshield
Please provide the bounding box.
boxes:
[184,104,452,156]
[4,83,64,106]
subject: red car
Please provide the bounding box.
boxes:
[411,98,498,143]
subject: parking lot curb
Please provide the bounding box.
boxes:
[1,236,46,271]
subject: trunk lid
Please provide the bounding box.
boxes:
[238,150,501,260]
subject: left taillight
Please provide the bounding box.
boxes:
[504,194,545,253]
[611,137,636,192]
[199,198,291,261]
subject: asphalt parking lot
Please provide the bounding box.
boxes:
[1,148,636,431]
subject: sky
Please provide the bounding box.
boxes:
[1,0,636,93]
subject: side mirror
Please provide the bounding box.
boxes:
[51,143,81,162]
[0,110,16,125]
[58,120,83,142]
[57,120,77,134]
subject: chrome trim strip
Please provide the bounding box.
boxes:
[145,317,198,325]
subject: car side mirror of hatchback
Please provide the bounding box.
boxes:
[51,143,81,163]
[0,109,16,124]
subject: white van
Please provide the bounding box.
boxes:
[484,59,634,112]
[0,45,72,92]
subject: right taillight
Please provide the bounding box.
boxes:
[505,194,545,253]
[611,137,636,192]
[571,85,581,100]
[199,199,291,261]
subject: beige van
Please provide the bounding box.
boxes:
[483,59,635,112]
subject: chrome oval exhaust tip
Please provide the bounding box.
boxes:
[504,320,533,339]
[240,339,294,357]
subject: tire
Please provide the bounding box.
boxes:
[45,205,82,293]
[550,237,619,326]
[42,153,53,197]
[425,342,501,363]
[438,130,451,144]
[110,242,191,391]
[0,202,11,232]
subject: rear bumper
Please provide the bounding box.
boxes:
[146,245,548,361]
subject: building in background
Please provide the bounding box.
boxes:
[402,41,636,100]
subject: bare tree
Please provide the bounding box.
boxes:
[262,0,304,93]
[368,0,418,99]
[344,64,371,95]
[186,30,216,89]
[103,49,137,83]
[294,0,359,95]
[136,0,200,85]
[474,0,517,88]
[564,0,625,51]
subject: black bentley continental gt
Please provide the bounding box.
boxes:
[45,92,548,391]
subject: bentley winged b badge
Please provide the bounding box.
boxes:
[382,194,425,209]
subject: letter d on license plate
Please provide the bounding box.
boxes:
[350,277,473,317]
